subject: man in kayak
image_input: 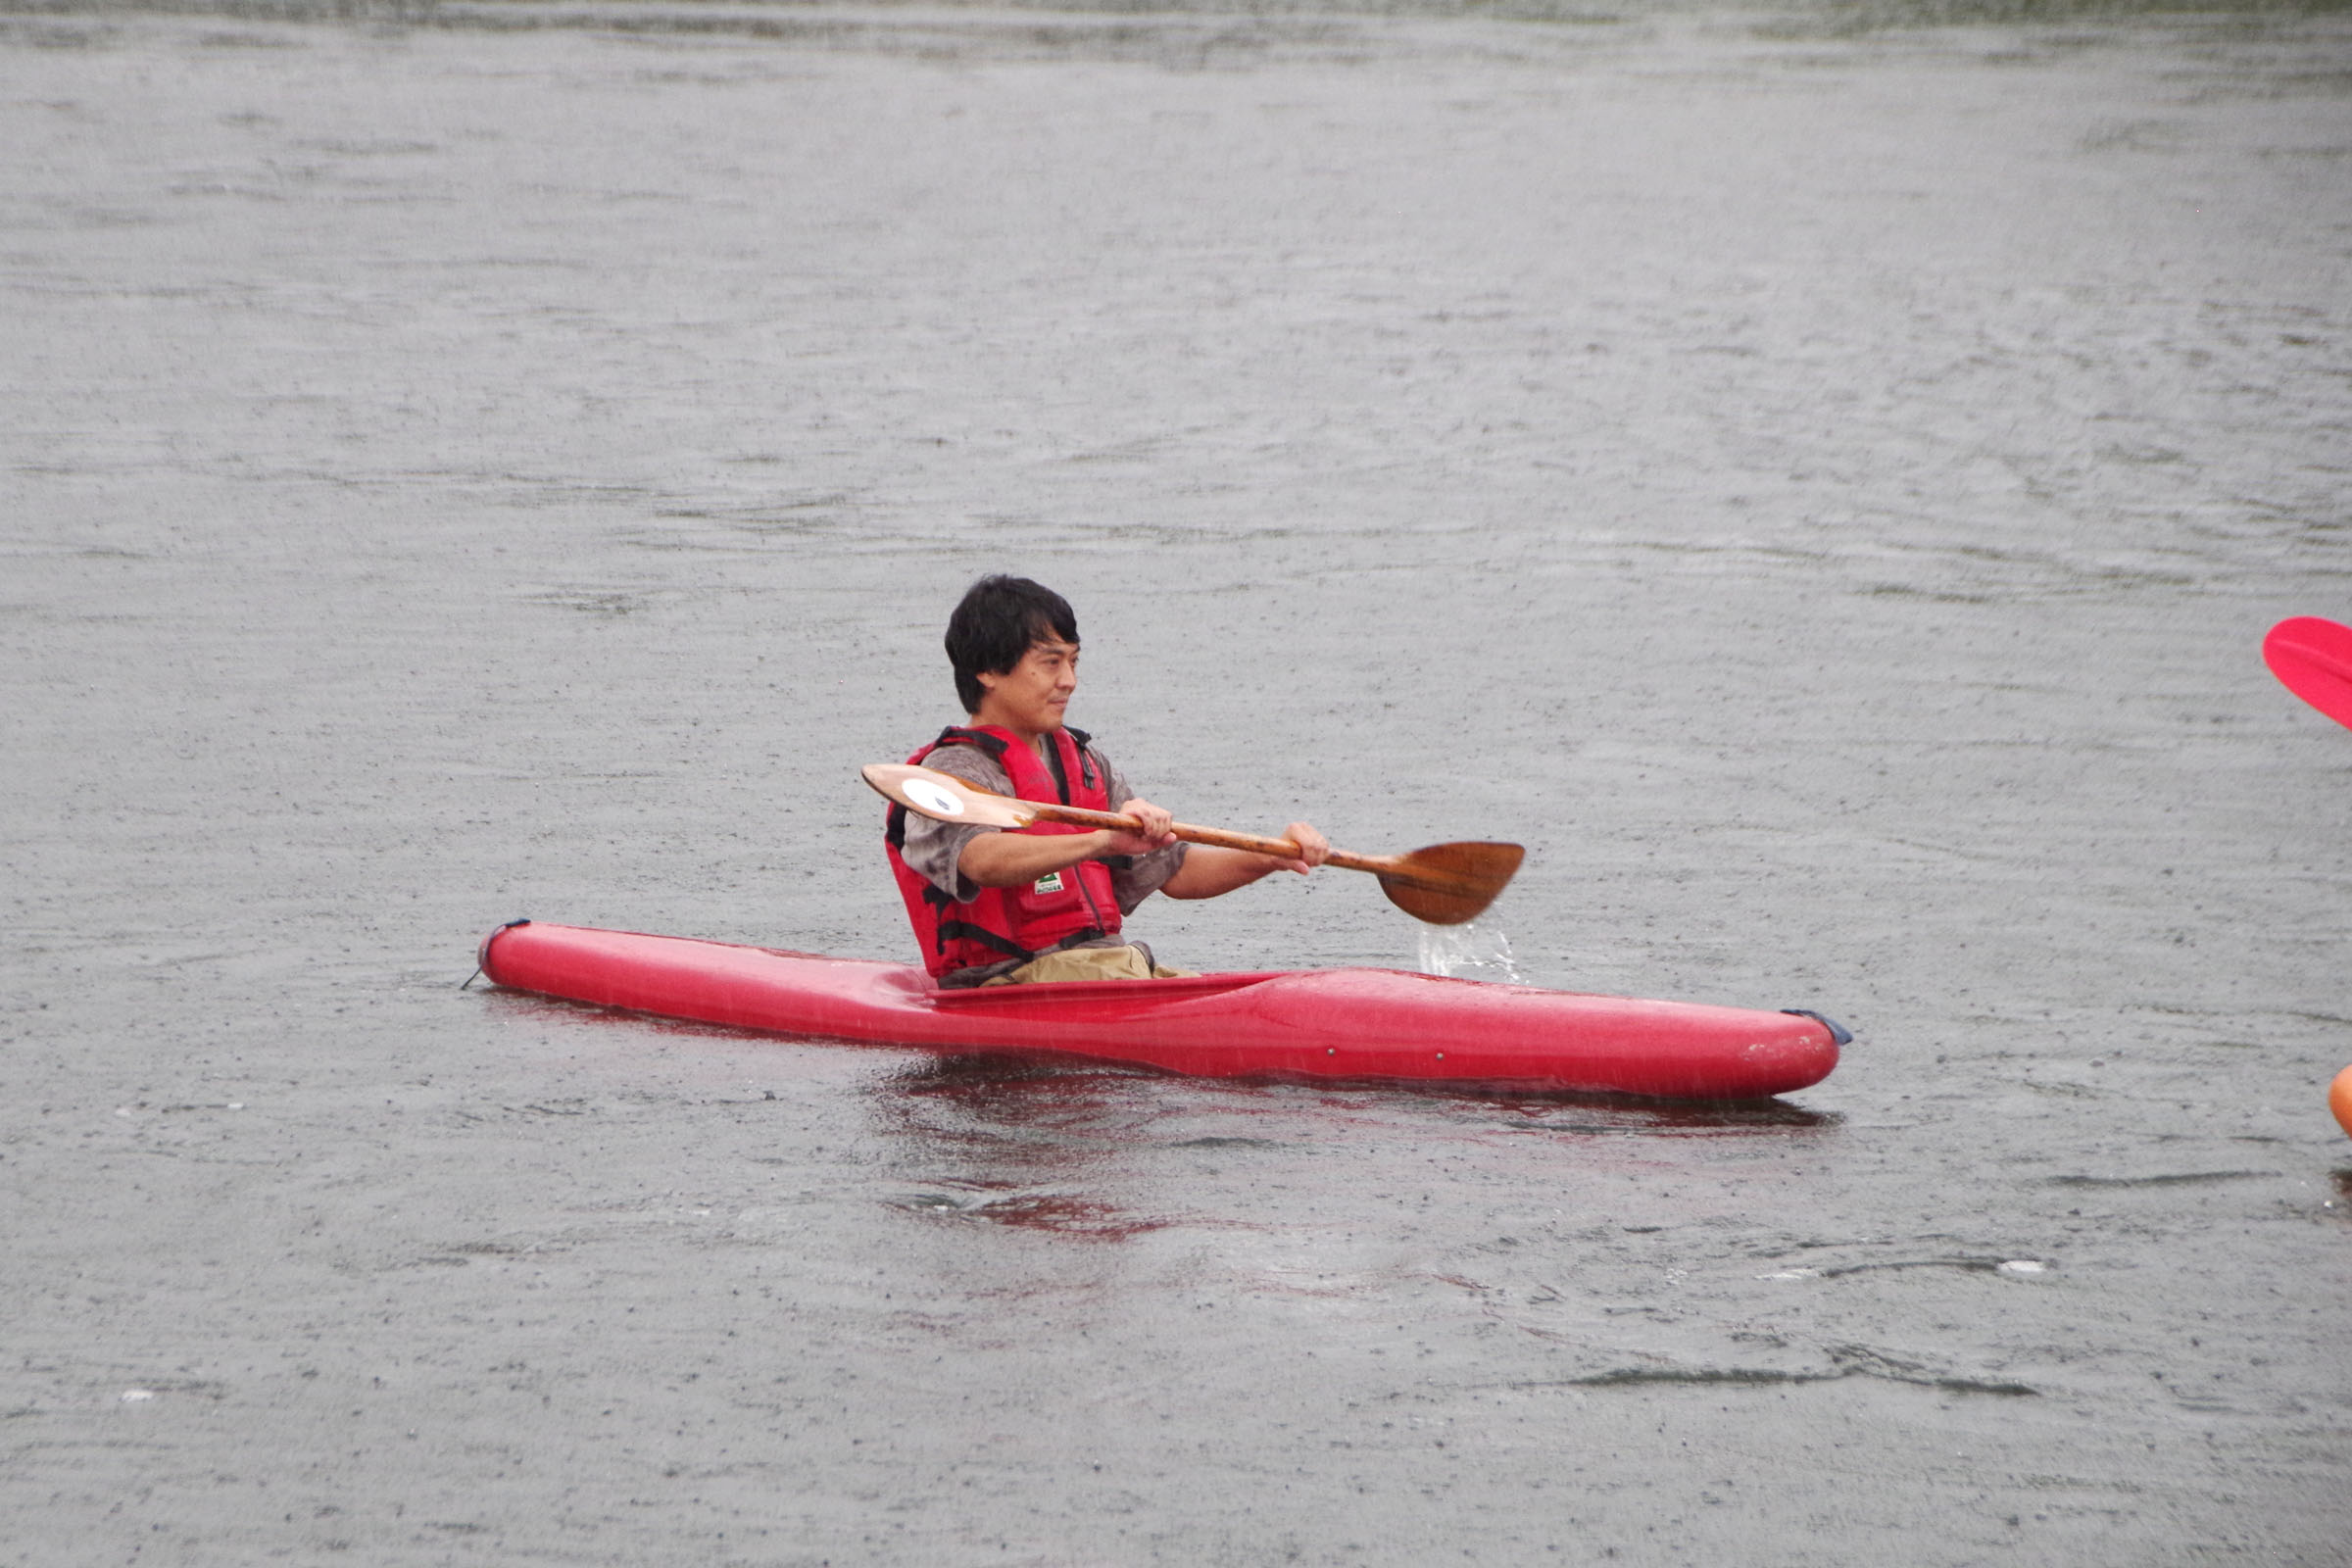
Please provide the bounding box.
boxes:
[886,575,1330,987]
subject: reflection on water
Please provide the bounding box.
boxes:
[875,1052,1162,1150]
[865,1050,1840,1241]
[868,1055,1186,1239]
[888,1179,1179,1240]
[1479,1092,1839,1135]
[878,1050,1841,1132]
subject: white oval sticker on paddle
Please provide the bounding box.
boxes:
[903,777,966,817]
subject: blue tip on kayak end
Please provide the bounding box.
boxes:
[1782,1008,1853,1047]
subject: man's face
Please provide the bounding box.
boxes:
[975,637,1080,736]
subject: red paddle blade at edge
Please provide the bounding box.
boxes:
[2264,616,2352,731]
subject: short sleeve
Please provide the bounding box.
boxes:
[1094,747,1188,912]
[894,745,1011,904]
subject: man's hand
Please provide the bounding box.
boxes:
[1104,796,1179,858]
[957,799,1176,890]
[1269,820,1330,875]
[1160,819,1330,899]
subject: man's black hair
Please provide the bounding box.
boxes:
[946,575,1080,713]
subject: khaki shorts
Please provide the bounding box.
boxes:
[983,945,1196,986]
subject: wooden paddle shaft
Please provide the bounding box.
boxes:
[1019,801,1395,873]
[861,760,1519,923]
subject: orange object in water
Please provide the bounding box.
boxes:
[2331,1065,2352,1140]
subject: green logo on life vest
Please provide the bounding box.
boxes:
[1032,870,1065,896]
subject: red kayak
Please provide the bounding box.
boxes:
[477,921,1844,1100]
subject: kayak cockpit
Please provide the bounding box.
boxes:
[924,970,1287,1018]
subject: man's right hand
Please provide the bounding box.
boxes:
[1103,796,1178,858]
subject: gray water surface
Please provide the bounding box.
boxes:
[4,4,2350,1562]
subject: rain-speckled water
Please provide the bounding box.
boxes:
[4,0,2350,1561]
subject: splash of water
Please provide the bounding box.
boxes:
[1415,918,1523,984]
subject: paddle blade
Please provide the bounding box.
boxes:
[862,763,1040,829]
[1374,841,1525,926]
[2265,617,2352,732]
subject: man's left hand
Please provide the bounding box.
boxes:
[1273,820,1330,875]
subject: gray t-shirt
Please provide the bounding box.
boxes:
[896,734,1189,982]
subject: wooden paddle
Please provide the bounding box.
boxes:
[2265,616,2352,731]
[863,762,1523,926]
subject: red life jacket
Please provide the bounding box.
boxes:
[884,724,1124,981]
